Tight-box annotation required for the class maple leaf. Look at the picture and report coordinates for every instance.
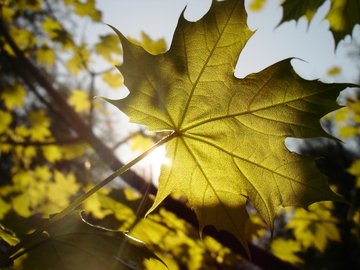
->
[68,89,90,112]
[287,202,340,252]
[107,0,348,250]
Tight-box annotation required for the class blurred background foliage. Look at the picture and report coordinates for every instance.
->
[0,0,359,269]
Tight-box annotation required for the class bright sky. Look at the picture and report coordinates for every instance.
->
[95,0,359,83]
[87,0,360,183]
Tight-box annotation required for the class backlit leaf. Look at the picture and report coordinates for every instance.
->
[107,0,348,250]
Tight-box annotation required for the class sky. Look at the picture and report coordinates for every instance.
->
[94,0,360,83]
[85,0,360,183]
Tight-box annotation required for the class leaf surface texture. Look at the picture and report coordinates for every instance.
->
[108,0,347,248]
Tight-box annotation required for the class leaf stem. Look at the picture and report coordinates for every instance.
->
[0,132,176,267]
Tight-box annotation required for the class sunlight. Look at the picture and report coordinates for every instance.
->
[145,145,170,186]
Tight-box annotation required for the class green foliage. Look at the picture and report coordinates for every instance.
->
[107,0,348,251]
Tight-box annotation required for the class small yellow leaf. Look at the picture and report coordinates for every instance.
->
[339,126,357,138]
[66,45,90,75]
[68,89,90,112]
[248,0,266,12]
[348,159,360,175]
[333,107,349,122]
[327,65,342,76]
[12,194,32,218]
[28,110,51,141]
[1,84,26,109]
[102,71,124,89]
[1,6,15,23]
[60,143,87,159]
[95,34,122,63]
[42,145,62,162]
[271,239,303,264]
[36,45,56,67]
[34,166,52,181]
[82,186,112,219]
[42,17,62,39]
[0,110,12,134]
[67,0,102,21]
[129,32,167,55]
[8,27,35,51]
[130,134,154,153]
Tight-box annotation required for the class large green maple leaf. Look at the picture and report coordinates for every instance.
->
[107,0,347,250]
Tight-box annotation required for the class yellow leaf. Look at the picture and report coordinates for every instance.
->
[68,89,90,112]
[48,171,79,208]
[42,145,62,162]
[108,0,346,251]
[82,187,112,219]
[66,45,90,75]
[102,71,124,89]
[1,6,15,23]
[287,202,340,252]
[98,195,136,230]
[42,17,62,39]
[12,194,32,218]
[327,65,342,76]
[129,32,167,55]
[0,110,12,134]
[348,159,360,175]
[1,84,26,109]
[66,0,102,21]
[34,166,52,181]
[248,0,266,12]
[333,107,349,122]
[245,212,267,241]
[271,238,303,264]
[60,143,87,159]
[130,134,154,153]
[28,110,51,141]
[95,34,122,63]
[339,126,357,138]
[36,45,56,67]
